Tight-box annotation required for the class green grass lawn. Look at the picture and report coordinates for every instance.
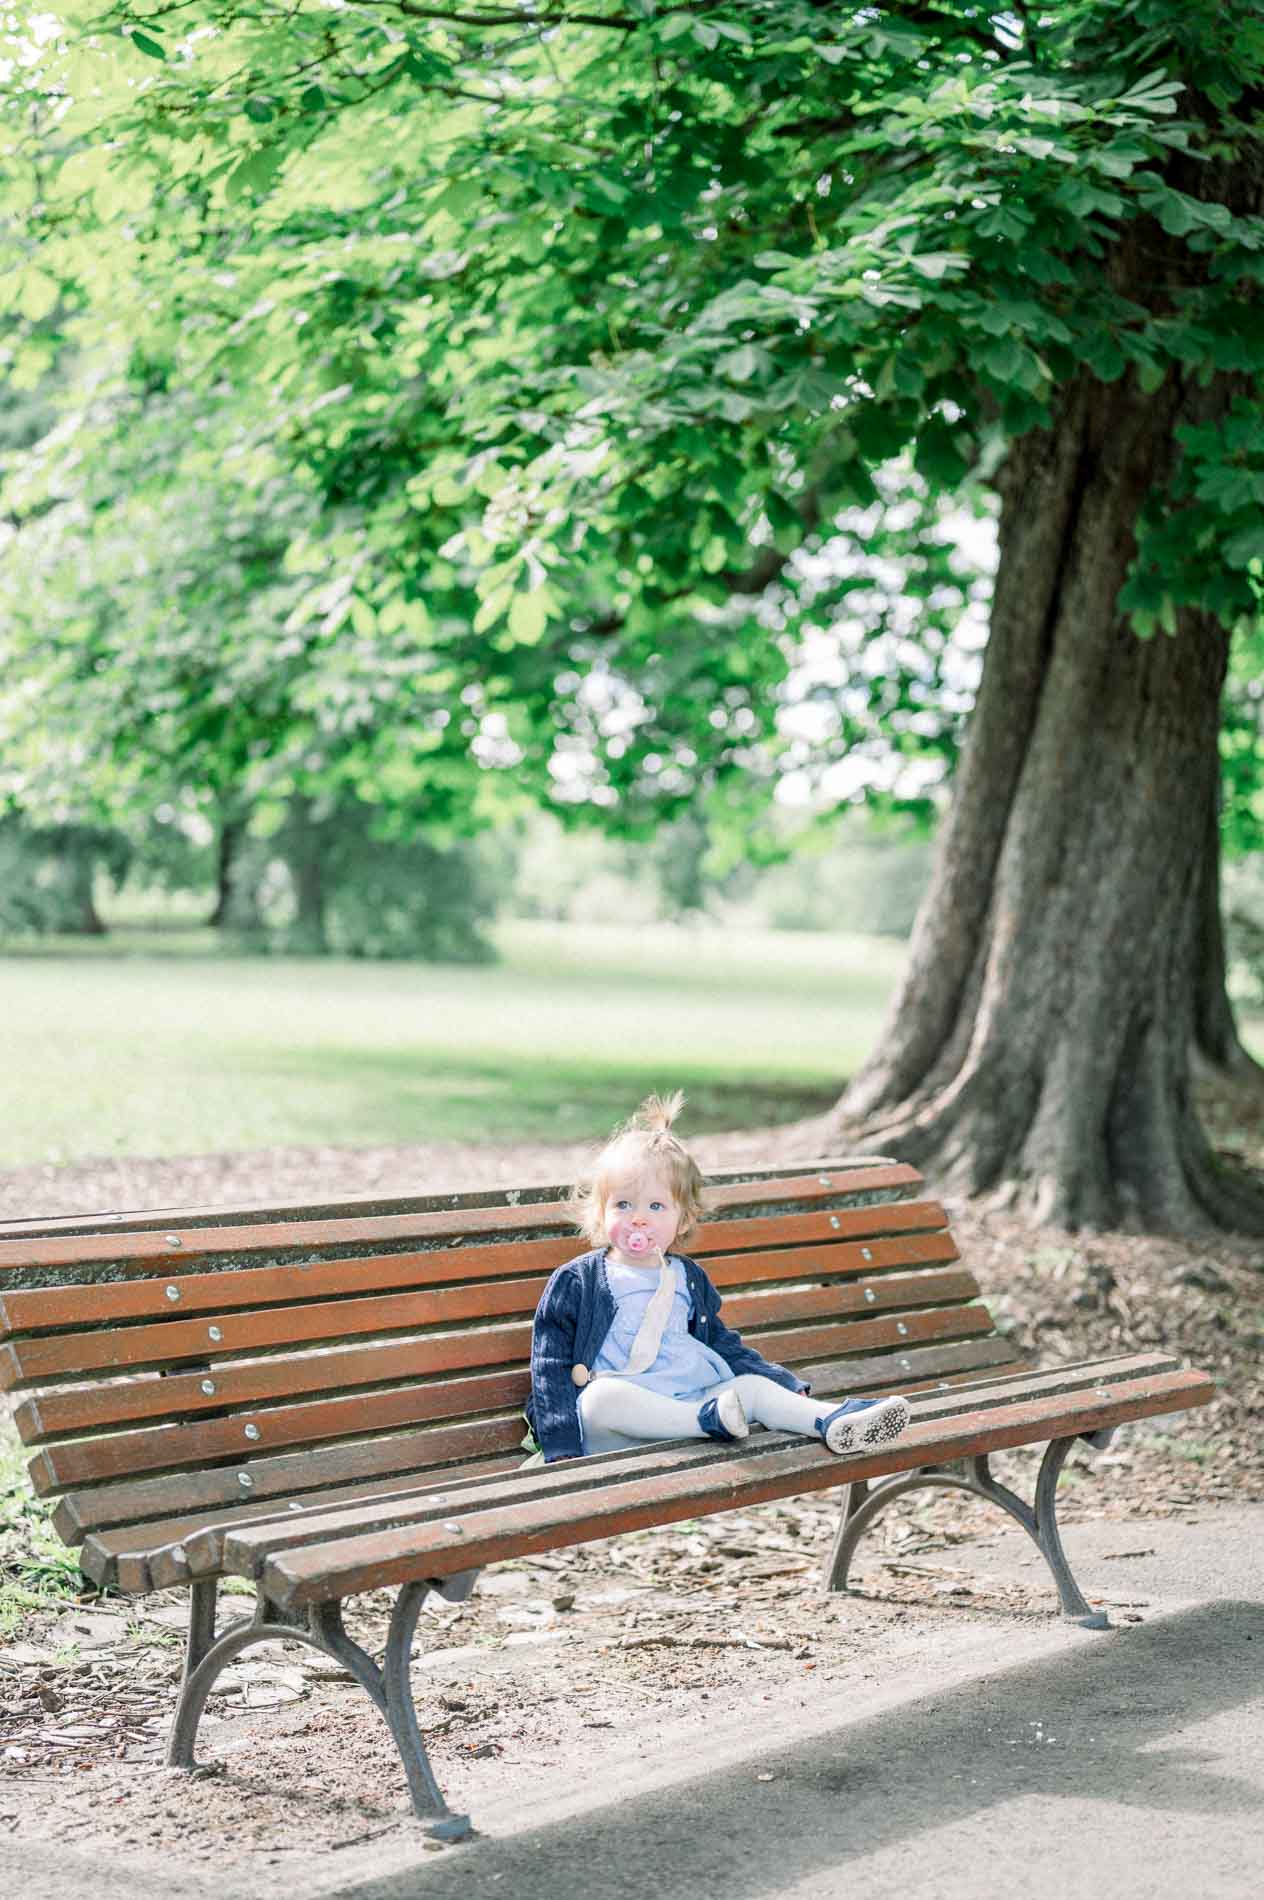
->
[0,920,910,1166]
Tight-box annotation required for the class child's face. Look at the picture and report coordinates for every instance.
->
[601,1164,680,1267]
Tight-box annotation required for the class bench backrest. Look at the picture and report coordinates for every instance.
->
[0,1158,1022,1590]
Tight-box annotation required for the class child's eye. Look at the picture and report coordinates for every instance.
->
[650,1201,665,1211]
[613,1199,630,1210]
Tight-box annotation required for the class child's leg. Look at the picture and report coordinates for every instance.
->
[578,1378,745,1454]
[726,1374,911,1455]
[726,1374,827,1436]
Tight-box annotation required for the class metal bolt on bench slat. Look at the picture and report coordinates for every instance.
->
[861,1248,872,1260]
[237,1472,254,1488]
[830,1217,840,1229]
[244,1425,260,1441]
[208,1326,222,1342]
[201,1380,216,1396]
[165,1286,181,1303]
[166,1236,183,1248]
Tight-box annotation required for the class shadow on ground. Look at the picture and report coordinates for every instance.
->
[337,1601,1263,1900]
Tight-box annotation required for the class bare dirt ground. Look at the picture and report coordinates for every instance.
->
[1,1104,1260,1881]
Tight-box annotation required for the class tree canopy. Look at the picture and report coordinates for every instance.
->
[6,3,1261,825]
[3,1,1264,1223]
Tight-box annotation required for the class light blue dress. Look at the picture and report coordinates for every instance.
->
[591,1255,733,1399]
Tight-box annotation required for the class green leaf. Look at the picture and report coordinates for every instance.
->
[441,178,482,218]
[126,28,166,60]
[907,253,965,281]
[980,336,1025,381]
[721,344,760,382]
[225,146,286,203]
[1222,523,1264,568]
[17,269,59,322]
[473,587,513,634]
[508,588,549,642]
[1078,334,1127,382]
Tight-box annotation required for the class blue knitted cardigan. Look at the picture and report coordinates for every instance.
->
[526,1247,807,1462]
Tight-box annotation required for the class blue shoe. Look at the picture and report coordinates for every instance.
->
[816,1395,910,1456]
[698,1390,749,1443]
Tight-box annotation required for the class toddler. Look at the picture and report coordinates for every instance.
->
[526,1092,911,1462]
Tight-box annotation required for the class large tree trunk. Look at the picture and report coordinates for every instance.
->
[827,373,1264,1235]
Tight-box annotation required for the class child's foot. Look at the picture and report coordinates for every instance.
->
[698,1389,749,1443]
[816,1395,910,1456]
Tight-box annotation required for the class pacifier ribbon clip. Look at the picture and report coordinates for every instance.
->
[618,1249,676,1377]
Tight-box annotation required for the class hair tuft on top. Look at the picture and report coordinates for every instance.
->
[628,1089,685,1136]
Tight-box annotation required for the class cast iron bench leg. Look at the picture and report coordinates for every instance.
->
[166,1577,472,1839]
[820,1436,1111,1629]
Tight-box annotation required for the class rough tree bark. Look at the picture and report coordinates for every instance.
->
[827,369,1264,1234]
[1192,788,1264,1095]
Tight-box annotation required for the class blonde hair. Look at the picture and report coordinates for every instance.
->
[570,1091,707,1247]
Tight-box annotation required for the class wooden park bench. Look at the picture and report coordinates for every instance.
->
[0,1159,1213,1840]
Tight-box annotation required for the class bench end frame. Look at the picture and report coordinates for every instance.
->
[166,1576,473,1839]
[820,1435,1114,1630]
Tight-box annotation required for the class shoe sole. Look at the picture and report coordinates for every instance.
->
[825,1396,910,1456]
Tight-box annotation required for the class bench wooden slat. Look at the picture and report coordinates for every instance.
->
[14,1263,979,1443]
[0,1236,579,1333]
[253,1364,1216,1607]
[0,1163,924,1275]
[796,1332,1020,1396]
[744,1302,995,1373]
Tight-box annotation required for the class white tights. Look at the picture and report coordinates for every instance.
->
[578,1373,826,1455]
